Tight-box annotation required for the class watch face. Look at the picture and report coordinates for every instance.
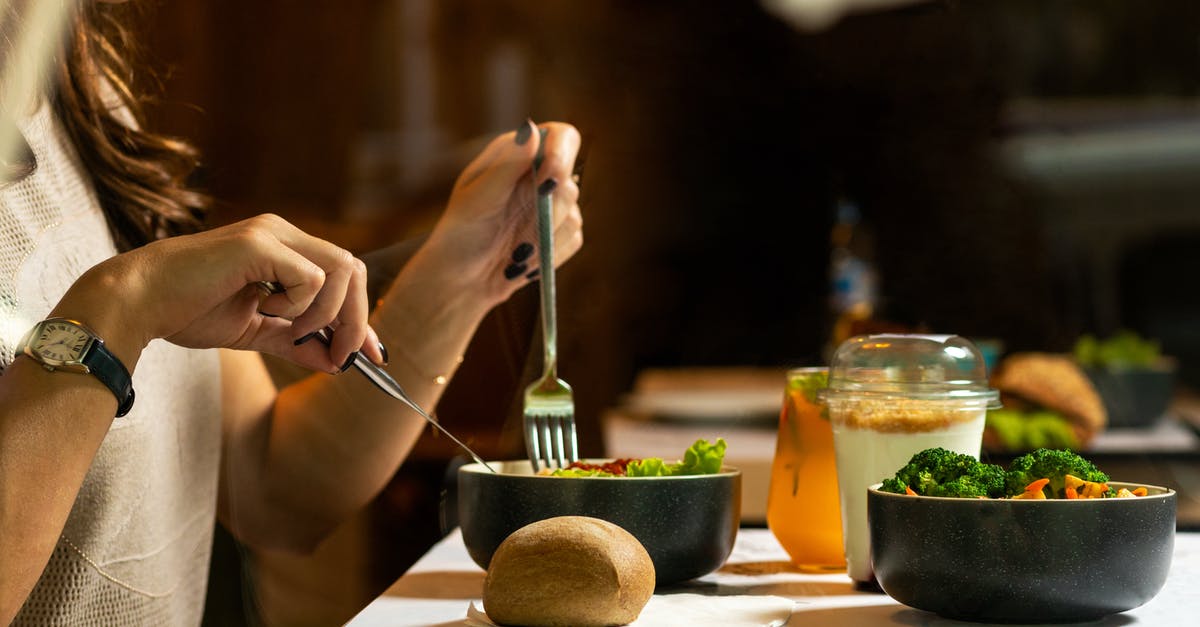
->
[33,321,93,364]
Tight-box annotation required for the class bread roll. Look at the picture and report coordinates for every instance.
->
[483,516,655,627]
[990,352,1107,445]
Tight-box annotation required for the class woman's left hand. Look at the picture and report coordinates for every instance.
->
[423,120,583,306]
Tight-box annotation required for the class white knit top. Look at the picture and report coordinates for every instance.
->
[1,101,222,626]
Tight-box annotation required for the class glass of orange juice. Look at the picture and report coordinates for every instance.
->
[766,367,845,571]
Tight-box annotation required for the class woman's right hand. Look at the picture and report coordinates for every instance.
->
[57,214,383,373]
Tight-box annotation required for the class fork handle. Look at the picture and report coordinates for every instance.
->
[536,179,558,378]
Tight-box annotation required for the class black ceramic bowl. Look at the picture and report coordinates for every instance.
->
[1084,364,1176,428]
[458,460,741,585]
[869,482,1176,623]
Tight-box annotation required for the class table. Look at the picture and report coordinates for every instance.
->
[347,528,1200,626]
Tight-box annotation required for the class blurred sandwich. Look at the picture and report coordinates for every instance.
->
[984,353,1108,452]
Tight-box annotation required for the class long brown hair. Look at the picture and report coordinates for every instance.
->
[4,1,208,251]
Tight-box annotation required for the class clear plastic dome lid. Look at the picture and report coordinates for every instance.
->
[819,334,1000,406]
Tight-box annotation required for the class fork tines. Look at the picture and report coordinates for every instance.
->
[524,411,578,473]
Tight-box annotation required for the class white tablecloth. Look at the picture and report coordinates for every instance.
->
[346,528,1200,626]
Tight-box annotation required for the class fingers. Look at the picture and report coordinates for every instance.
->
[251,245,327,321]
[533,122,582,186]
[538,180,584,267]
[539,173,582,269]
[243,315,345,374]
[553,203,584,268]
[454,120,539,194]
[505,164,583,275]
[234,215,381,370]
[507,193,583,283]
[243,316,385,376]
[289,253,363,361]
[550,171,581,229]
[436,121,584,301]
[455,121,582,210]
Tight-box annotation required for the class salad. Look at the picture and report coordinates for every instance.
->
[544,438,727,477]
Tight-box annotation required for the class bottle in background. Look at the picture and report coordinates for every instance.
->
[828,196,879,350]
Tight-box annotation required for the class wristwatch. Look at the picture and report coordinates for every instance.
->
[17,317,136,417]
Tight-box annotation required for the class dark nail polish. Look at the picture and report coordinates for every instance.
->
[511,242,534,263]
[340,352,357,373]
[537,178,558,196]
[503,262,527,280]
[294,331,319,346]
[525,269,540,280]
[515,120,532,145]
[378,342,389,366]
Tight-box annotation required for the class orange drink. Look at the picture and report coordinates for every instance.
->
[766,367,845,571]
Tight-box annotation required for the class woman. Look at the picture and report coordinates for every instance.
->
[0,1,583,624]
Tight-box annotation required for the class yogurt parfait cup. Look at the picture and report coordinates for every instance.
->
[819,334,1000,585]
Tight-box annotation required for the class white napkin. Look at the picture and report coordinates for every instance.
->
[466,593,795,627]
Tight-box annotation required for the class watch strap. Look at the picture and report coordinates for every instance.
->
[82,338,135,417]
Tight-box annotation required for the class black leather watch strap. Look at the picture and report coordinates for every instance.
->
[81,339,136,417]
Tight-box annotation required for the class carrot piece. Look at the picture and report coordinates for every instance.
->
[1065,487,1079,499]
[905,485,917,496]
[1025,478,1050,493]
[1132,487,1148,497]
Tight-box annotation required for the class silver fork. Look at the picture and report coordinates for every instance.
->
[522,172,578,472]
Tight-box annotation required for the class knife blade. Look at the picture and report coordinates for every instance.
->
[311,327,496,472]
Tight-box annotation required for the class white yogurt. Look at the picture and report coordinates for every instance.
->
[831,409,986,583]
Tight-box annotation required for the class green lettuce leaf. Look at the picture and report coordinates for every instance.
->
[625,457,670,476]
[674,437,727,474]
[626,438,727,477]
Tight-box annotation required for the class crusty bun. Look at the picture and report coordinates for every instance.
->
[483,516,655,627]
[989,352,1107,446]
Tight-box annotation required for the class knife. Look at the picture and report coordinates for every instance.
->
[310,327,495,472]
[257,281,495,472]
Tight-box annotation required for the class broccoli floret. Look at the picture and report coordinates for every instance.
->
[880,447,1007,498]
[926,462,1008,498]
[1004,448,1109,498]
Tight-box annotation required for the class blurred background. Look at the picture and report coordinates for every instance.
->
[128,0,1200,624]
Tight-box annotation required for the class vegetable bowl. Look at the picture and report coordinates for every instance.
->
[457,441,741,585]
[868,479,1176,622]
[1075,331,1177,428]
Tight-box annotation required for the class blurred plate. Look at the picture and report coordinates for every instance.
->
[622,367,786,423]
